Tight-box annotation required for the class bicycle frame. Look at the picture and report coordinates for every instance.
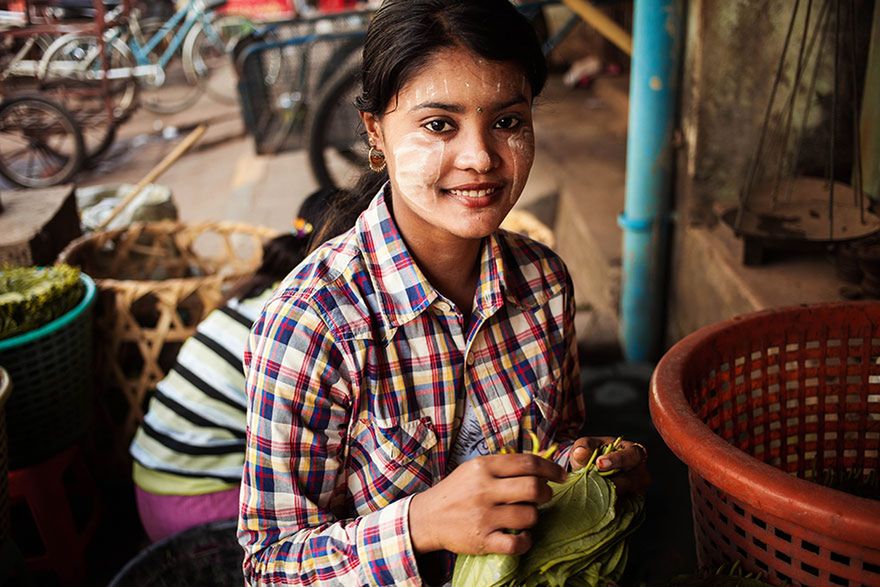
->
[110,0,216,70]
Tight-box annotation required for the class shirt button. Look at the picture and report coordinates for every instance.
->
[466,354,475,366]
[434,301,451,313]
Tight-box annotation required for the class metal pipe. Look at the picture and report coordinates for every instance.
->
[619,0,684,362]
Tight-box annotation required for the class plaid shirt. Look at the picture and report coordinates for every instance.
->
[239,188,583,586]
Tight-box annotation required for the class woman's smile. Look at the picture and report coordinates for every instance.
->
[442,182,505,208]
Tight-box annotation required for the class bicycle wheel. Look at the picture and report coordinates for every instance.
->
[0,94,85,188]
[306,59,366,189]
[38,35,129,163]
[39,33,139,122]
[316,37,362,90]
[134,17,204,114]
[184,16,256,105]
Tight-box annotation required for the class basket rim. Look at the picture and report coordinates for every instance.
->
[56,220,279,288]
[0,273,95,351]
[650,301,880,548]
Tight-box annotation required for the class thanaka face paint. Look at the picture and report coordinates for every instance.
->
[370,46,536,246]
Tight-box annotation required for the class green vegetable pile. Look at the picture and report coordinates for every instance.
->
[453,435,646,587]
[0,264,84,340]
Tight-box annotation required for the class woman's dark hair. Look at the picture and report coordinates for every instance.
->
[228,187,336,301]
[315,0,548,245]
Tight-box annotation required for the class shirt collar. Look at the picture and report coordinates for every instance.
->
[356,184,553,328]
[356,185,438,328]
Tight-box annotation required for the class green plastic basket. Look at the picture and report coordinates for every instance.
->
[0,274,95,469]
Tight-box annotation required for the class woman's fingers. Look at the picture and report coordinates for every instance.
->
[491,476,554,505]
[491,503,541,531]
[570,436,615,470]
[484,528,533,556]
[485,453,567,483]
[596,440,647,472]
[609,460,652,496]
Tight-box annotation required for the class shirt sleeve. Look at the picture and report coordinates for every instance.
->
[551,271,585,468]
[238,295,422,586]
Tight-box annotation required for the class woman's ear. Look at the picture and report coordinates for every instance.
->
[360,112,385,152]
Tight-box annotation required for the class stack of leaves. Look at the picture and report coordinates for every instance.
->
[453,436,646,587]
[0,264,84,340]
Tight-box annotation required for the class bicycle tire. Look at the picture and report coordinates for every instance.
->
[316,37,362,90]
[306,59,366,190]
[38,34,128,163]
[184,16,255,105]
[41,80,118,166]
[0,93,85,188]
[134,17,205,114]
[39,33,139,123]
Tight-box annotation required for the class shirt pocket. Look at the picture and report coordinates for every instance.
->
[532,380,560,441]
[352,417,437,508]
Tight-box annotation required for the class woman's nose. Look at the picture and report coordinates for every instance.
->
[454,128,497,173]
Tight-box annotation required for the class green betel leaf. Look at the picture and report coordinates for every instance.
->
[452,552,518,587]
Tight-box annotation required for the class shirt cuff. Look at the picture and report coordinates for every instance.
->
[356,494,422,586]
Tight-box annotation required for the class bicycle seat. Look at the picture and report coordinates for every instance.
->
[48,0,120,20]
[203,0,229,11]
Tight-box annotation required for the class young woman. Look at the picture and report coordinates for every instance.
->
[129,189,330,542]
[239,1,648,584]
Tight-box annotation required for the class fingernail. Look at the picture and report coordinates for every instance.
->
[573,447,588,460]
[597,457,610,469]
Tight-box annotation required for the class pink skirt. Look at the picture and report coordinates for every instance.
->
[135,485,241,543]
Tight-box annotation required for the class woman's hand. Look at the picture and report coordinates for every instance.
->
[569,436,651,495]
[408,453,567,556]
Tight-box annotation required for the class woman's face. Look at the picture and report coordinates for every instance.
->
[364,46,536,244]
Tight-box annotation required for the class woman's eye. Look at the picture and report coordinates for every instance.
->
[495,116,522,130]
[424,120,452,133]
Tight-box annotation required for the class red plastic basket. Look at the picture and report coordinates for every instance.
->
[650,302,880,587]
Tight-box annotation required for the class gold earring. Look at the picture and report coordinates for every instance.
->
[369,146,386,172]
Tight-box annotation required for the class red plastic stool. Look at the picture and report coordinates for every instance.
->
[8,445,101,587]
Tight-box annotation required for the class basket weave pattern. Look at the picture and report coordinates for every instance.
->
[652,303,880,587]
[59,221,277,463]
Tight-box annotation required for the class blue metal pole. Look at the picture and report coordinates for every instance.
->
[619,0,684,362]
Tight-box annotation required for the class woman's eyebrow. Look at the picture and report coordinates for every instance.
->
[410,94,528,114]
[411,101,465,113]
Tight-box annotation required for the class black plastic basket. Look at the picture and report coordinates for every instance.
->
[109,520,243,587]
[0,274,95,469]
[0,367,10,546]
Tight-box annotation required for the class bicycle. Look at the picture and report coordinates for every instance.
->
[0,92,85,188]
[1,1,123,165]
[235,8,369,157]
[38,0,245,115]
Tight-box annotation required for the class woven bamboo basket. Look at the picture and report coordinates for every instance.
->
[501,209,556,249]
[58,221,278,467]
